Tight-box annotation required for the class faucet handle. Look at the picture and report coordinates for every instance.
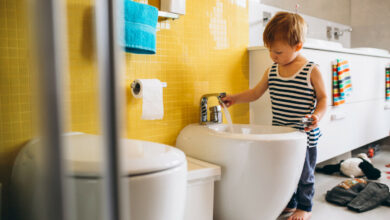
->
[218,92,228,107]
[200,92,226,125]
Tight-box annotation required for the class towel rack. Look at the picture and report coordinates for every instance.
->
[385,102,390,110]
[331,111,347,121]
[158,11,179,19]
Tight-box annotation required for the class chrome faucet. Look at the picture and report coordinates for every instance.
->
[199,92,226,125]
[334,27,352,40]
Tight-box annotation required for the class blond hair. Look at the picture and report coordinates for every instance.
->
[263,12,307,47]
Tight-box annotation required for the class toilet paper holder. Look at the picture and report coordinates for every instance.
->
[131,80,167,95]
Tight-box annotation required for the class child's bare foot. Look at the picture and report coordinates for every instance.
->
[287,209,312,220]
[282,207,296,214]
[280,207,296,216]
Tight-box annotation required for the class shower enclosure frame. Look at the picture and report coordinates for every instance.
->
[32,0,124,219]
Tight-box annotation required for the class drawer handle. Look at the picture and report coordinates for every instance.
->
[331,112,346,120]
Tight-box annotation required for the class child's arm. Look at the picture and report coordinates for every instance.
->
[305,66,327,131]
[221,68,269,107]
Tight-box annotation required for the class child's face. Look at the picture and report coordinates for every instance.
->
[268,40,302,65]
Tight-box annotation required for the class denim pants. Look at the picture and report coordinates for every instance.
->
[287,147,317,212]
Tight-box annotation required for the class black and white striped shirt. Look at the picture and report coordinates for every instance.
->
[268,61,321,148]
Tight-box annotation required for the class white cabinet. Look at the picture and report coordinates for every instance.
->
[248,46,390,163]
[302,49,389,104]
[317,100,390,162]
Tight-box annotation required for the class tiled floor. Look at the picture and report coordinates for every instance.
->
[278,144,390,220]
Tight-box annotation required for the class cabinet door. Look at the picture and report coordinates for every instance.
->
[317,100,389,163]
[302,49,389,104]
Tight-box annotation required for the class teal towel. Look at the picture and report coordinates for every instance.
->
[123,0,158,54]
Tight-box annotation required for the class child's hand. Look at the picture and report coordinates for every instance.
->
[220,95,235,108]
[304,114,319,132]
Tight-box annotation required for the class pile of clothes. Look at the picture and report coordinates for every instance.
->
[325,178,390,212]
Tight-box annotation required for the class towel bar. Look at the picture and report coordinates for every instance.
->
[385,102,390,110]
[331,112,347,121]
[158,11,179,19]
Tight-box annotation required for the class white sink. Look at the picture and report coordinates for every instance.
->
[176,123,307,220]
[352,47,389,55]
[304,38,343,49]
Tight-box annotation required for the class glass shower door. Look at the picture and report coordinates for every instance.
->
[1,0,127,220]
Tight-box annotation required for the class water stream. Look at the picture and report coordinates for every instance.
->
[220,102,234,133]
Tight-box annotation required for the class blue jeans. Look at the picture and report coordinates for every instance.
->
[287,147,317,212]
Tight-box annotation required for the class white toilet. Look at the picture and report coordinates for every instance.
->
[11,132,187,220]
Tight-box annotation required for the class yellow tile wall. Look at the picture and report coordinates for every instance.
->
[66,0,250,146]
[0,0,32,155]
[126,0,250,145]
[0,0,251,148]
[0,0,249,218]
[67,0,100,134]
[0,0,250,162]
[0,0,34,217]
[0,1,249,214]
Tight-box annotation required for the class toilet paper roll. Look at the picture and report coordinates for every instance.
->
[131,79,164,120]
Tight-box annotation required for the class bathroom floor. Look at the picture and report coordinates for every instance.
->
[278,144,390,220]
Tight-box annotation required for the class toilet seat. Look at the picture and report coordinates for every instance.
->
[64,133,186,177]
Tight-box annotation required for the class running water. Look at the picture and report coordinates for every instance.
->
[220,102,234,133]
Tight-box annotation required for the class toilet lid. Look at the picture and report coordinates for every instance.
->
[64,133,186,177]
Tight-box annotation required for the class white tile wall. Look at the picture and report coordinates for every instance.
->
[351,0,390,51]
[249,1,352,48]
[260,0,351,25]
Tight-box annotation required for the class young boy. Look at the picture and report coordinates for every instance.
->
[221,12,327,220]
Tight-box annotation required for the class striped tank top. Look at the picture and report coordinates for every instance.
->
[268,61,321,148]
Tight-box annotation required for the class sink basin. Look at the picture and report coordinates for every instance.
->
[304,38,343,49]
[176,123,307,220]
[352,47,389,55]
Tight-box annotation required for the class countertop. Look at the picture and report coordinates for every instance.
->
[248,44,390,58]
